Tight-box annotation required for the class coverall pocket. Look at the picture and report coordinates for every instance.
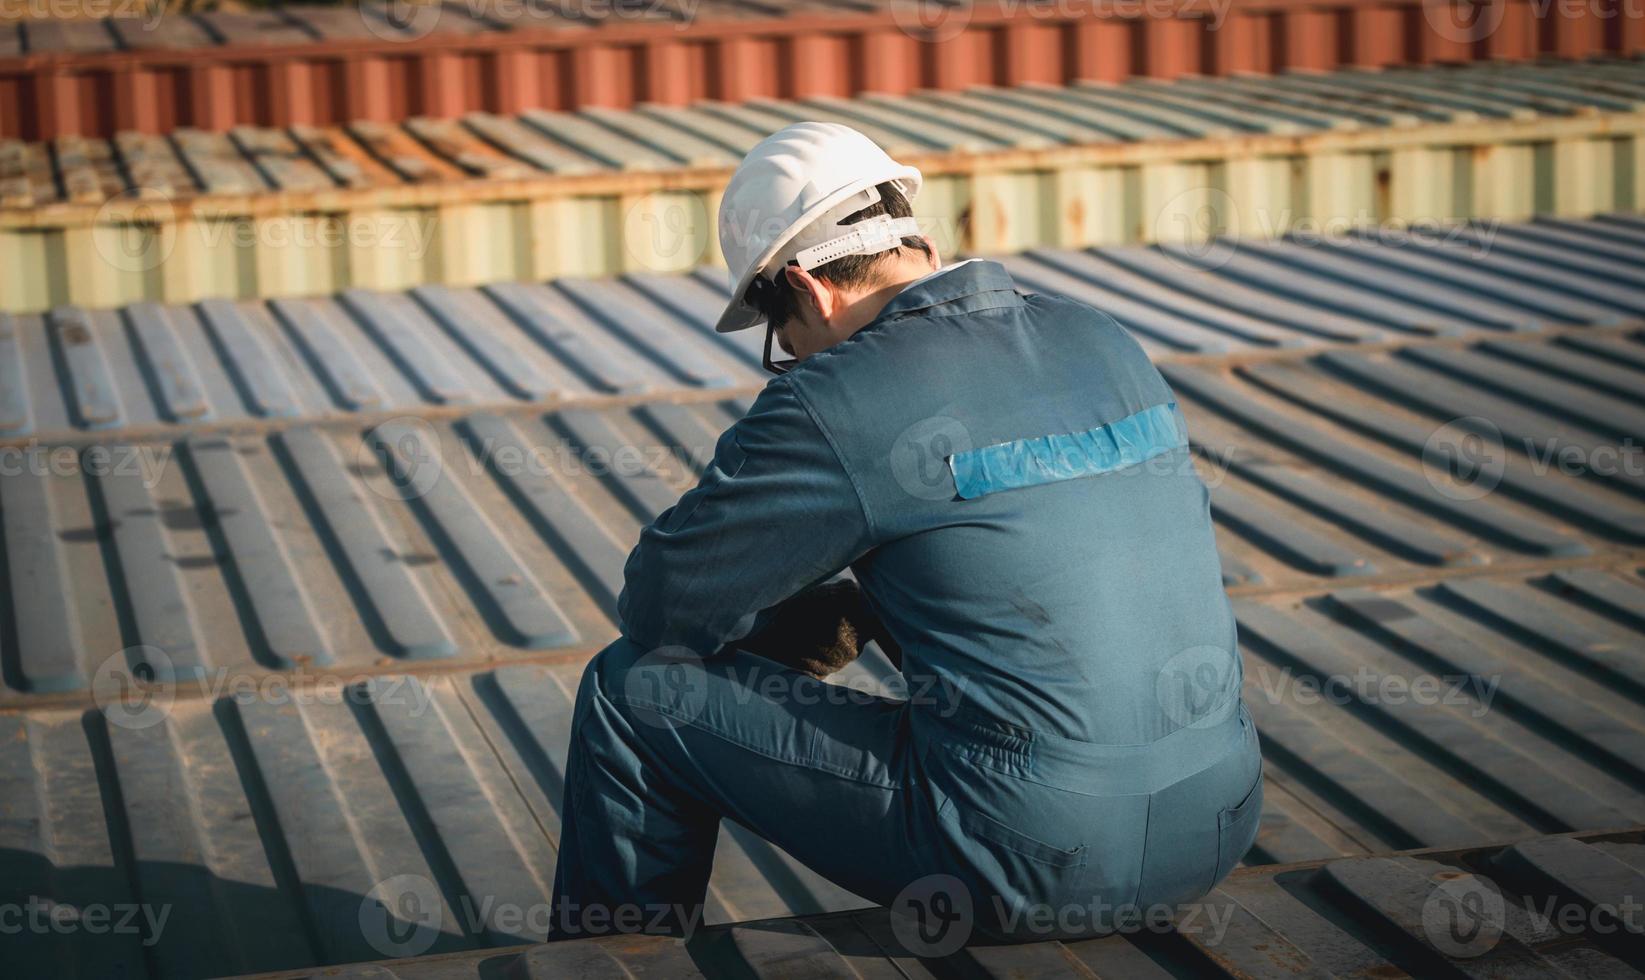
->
[1213,770,1263,884]
[959,805,1087,869]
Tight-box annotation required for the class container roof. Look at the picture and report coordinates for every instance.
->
[5,59,1640,209]
[2,216,1643,977]
[220,827,1645,979]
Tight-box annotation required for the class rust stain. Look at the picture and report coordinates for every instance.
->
[1066,195,1086,234]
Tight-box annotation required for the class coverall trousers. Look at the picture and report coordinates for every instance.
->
[548,637,1264,943]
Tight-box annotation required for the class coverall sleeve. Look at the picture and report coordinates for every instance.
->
[615,380,874,654]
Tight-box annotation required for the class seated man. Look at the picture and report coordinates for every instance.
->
[550,122,1263,944]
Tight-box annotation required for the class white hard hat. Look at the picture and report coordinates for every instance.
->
[714,122,923,334]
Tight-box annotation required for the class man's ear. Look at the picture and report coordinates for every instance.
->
[784,265,834,322]
[919,235,941,268]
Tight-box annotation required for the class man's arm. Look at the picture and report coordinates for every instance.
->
[616,381,874,655]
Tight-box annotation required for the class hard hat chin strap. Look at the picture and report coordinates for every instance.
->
[792,215,923,272]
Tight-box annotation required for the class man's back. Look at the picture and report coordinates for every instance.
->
[782,260,1239,745]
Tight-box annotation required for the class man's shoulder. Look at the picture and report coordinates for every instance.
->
[1021,288,1135,337]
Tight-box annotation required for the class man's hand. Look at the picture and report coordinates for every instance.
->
[737,580,901,678]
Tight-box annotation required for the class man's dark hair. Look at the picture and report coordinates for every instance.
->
[745,181,931,328]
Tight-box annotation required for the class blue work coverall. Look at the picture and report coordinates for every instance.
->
[551,260,1263,943]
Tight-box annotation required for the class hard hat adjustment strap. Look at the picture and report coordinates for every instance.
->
[792,215,922,271]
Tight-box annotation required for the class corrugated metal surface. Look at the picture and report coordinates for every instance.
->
[5,569,1645,976]
[2,216,1644,977]
[5,214,1645,440]
[0,336,1636,691]
[5,0,1636,140]
[7,319,1645,698]
[7,57,1645,313]
[0,229,1640,690]
[221,827,1645,979]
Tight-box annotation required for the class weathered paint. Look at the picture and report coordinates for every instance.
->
[1,213,1643,976]
[5,59,1645,313]
[3,0,1630,140]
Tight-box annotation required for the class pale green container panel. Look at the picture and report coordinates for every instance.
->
[430,204,495,287]
[968,170,1063,255]
[1222,156,1301,241]
[0,230,53,313]
[1049,166,1133,248]
[5,124,1645,314]
[1473,143,1537,222]
[618,191,718,276]
[534,197,622,280]
[252,213,349,299]
[1304,152,1379,228]
[1142,161,1223,245]
[1387,145,1454,224]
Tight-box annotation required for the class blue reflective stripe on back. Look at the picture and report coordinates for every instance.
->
[947,402,1188,500]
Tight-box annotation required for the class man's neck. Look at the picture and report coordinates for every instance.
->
[838,254,942,338]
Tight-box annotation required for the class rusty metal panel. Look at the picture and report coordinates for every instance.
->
[1,1,1629,140]
[6,58,1645,314]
